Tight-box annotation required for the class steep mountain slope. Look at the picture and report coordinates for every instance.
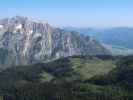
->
[0,16,110,66]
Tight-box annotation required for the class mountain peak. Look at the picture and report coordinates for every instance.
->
[0,16,48,26]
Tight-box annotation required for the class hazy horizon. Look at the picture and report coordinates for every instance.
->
[0,0,133,27]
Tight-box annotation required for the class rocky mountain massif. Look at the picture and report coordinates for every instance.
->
[0,16,110,66]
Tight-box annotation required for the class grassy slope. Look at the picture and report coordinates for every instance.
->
[70,57,116,80]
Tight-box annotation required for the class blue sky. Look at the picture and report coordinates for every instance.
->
[0,0,133,27]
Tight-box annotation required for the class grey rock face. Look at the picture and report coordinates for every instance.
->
[0,16,110,65]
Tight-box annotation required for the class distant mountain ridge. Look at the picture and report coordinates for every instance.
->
[64,27,133,49]
[0,16,110,66]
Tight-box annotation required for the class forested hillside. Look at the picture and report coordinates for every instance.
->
[0,55,133,100]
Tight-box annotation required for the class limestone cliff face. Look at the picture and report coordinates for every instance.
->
[0,16,110,65]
